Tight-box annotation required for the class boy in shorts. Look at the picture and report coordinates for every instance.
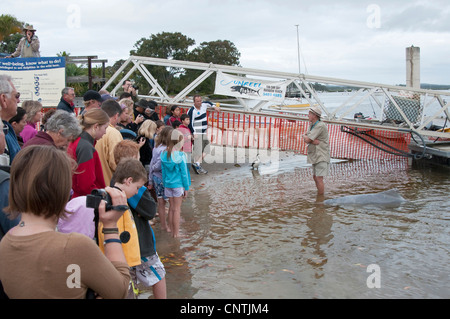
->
[113,140,167,299]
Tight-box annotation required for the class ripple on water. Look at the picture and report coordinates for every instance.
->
[153,159,450,299]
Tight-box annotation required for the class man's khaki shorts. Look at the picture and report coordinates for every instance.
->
[312,161,330,177]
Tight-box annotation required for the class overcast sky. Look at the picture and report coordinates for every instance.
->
[4,0,450,85]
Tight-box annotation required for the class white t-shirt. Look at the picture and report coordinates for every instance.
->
[188,103,209,135]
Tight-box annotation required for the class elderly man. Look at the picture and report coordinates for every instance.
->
[57,87,76,114]
[0,75,21,165]
[0,120,7,166]
[23,110,81,150]
[303,106,330,195]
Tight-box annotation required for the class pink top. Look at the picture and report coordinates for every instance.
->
[178,125,192,153]
[20,122,38,143]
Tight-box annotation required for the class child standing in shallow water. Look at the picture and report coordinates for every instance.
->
[160,129,191,238]
[148,126,173,231]
[177,113,193,170]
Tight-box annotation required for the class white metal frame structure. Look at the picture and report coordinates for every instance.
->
[102,56,450,140]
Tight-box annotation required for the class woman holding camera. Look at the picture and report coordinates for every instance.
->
[0,145,130,298]
[68,108,110,198]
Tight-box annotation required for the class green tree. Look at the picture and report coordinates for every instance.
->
[131,32,196,94]
[184,40,241,95]
[0,14,24,54]
[189,40,241,66]
[119,32,242,96]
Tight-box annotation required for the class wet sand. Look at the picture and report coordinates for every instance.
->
[138,146,450,299]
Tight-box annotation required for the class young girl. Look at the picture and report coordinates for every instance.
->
[20,100,43,144]
[117,98,143,135]
[68,108,110,198]
[137,119,157,172]
[148,126,173,231]
[154,120,165,138]
[177,113,193,167]
[160,129,191,238]
[165,105,181,126]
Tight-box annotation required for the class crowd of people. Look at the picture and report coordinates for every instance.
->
[0,23,333,300]
[0,74,222,299]
[0,48,331,299]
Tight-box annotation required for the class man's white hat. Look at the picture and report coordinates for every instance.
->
[309,105,322,117]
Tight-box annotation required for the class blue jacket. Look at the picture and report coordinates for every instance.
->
[0,169,20,240]
[56,97,75,114]
[2,121,21,165]
[160,151,191,191]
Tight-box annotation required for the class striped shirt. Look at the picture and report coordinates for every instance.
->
[187,103,209,135]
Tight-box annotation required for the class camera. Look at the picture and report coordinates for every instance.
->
[86,189,113,211]
[132,84,139,90]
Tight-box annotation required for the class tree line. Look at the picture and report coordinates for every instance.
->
[0,14,241,96]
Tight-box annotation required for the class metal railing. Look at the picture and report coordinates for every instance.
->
[102,56,450,141]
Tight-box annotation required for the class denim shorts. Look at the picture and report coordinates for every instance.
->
[152,175,167,200]
[165,187,185,198]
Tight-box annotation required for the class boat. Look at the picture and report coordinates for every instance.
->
[271,103,311,109]
[270,99,317,110]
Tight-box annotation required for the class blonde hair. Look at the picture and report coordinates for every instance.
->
[155,126,173,147]
[78,108,109,131]
[118,98,134,112]
[21,100,42,122]
[138,120,157,139]
[165,128,184,160]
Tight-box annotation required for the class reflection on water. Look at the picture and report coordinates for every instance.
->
[150,155,450,299]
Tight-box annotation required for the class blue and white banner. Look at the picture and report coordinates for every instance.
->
[0,57,66,107]
[215,72,288,102]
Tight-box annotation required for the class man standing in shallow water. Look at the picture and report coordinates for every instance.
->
[303,106,330,195]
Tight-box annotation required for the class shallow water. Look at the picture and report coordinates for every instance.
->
[145,151,449,299]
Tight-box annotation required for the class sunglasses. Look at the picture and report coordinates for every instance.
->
[0,92,20,99]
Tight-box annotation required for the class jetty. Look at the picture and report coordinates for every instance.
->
[103,47,450,165]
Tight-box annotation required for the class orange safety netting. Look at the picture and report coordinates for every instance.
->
[207,111,411,160]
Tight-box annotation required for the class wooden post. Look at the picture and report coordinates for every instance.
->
[88,56,93,89]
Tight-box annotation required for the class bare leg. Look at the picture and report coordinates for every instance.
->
[313,175,325,195]
[152,277,167,299]
[170,197,183,238]
[167,197,174,233]
[158,198,168,231]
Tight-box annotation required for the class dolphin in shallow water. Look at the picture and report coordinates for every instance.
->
[324,189,406,207]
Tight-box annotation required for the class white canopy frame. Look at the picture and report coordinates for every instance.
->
[102,56,450,139]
